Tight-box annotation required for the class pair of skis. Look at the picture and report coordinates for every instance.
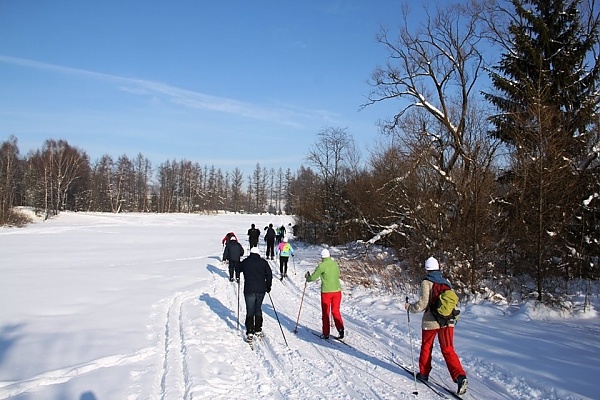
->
[309,330,353,349]
[244,332,264,350]
[390,357,465,399]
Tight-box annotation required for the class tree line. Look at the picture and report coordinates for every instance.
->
[0,136,294,220]
[1,0,599,303]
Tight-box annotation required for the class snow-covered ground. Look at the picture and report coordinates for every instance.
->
[0,212,598,400]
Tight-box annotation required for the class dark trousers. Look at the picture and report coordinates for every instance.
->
[244,292,265,334]
[279,256,289,275]
[249,238,258,248]
[228,261,240,280]
[266,239,275,258]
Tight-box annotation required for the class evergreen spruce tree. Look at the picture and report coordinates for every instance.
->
[485,0,599,156]
[484,0,600,299]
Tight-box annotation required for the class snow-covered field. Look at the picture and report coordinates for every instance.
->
[0,212,598,399]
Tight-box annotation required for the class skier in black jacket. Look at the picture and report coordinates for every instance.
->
[264,223,276,260]
[237,247,273,338]
[222,237,244,282]
[247,223,261,249]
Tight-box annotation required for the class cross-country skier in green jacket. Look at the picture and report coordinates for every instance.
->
[305,249,345,339]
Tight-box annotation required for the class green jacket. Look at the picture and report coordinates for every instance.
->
[306,257,342,293]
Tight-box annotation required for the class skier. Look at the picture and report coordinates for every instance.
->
[221,231,237,246]
[222,236,244,282]
[305,249,345,339]
[279,224,286,240]
[247,223,260,249]
[264,223,276,260]
[276,237,294,279]
[405,256,468,396]
[237,247,272,339]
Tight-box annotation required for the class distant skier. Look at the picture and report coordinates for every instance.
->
[237,247,272,340]
[247,224,260,249]
[222,236,244,282]
[275,224,286,244]
[305,249,344,340]
[276,237,294,279]
[264,224,276,260]
[405,256,467,396]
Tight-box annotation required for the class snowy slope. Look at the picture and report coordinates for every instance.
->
[0,212,597,399]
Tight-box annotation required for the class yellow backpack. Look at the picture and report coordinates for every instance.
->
[429,282,460,326]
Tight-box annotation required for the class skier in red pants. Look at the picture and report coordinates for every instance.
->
[305,249,345,339]
[405,256,467,396]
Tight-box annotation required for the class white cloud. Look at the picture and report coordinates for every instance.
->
[0,54,336,129]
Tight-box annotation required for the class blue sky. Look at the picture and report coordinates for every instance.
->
[0,1,413,176]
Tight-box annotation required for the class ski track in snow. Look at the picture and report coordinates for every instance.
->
[135,256,544,400]
[0,251,572,400]
[120,256,414,400]
[0,350,156,399]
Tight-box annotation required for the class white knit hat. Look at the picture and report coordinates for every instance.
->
[321,249,330,258]
[424,256,439,271]
[250,247,260,254]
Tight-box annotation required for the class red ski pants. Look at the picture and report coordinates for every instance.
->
[320,291,344,336]
[419,327,466,381]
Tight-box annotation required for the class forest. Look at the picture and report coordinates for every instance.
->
[1,0,599,304]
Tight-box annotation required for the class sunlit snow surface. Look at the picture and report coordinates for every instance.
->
[1,212,598,399]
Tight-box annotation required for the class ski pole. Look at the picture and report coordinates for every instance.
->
[268,292,288,347]
[237,278,241,330]
[406,296,418,395]
[293,280,307,334]
[292,255,296,275]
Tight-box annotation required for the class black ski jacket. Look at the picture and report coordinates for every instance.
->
[247,228,260,242]
[223,239,244,262]
[237,253,272,294]
[264,227,276,242]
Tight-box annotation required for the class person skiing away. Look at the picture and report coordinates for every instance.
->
[305,249,344,340]
[405,256,468,396]
[264,223,276,260]
[221,231,237,246]
[279,224,286,240]
[276,237,294,279]
[247,223,260,249]
[237,247,272,340]
[222,236,244,282]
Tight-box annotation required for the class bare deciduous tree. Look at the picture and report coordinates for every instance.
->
[0,136,25,224]
[360,2,499,291]
[364,1,485,175]
[27,139,88,217]
[305,127,358,241]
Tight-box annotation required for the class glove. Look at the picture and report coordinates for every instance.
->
[305,271,310,279]
[266,286,271,293]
